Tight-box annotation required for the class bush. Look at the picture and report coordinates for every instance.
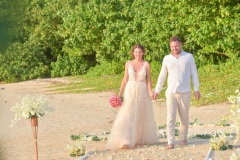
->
[0,42,49,82]
[0,0,239,82]
[51,53,94,77]
[86,61,124,77]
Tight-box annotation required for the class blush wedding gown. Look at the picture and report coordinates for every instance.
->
[106,62,159,150]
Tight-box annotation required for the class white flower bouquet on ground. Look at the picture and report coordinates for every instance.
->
[66,140,86,157]
[210,132,233,150]
[228,89,240,143]
[10,94,53,126]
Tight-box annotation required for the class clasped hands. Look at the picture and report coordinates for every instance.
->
[150,91,201,100]
[150,92,158,100]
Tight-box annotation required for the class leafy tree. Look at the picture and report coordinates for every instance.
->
[0,42,49,82]
[0,0,239,82]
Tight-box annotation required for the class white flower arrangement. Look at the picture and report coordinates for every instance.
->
[10,94,53,126]
[210,131,233,150]
[228,89,240,143]
[66,132,110,157]
[66,140,86,157]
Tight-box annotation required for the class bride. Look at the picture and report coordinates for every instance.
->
[106,44,159,150]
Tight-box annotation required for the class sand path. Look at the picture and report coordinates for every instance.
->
[0,78,237,160]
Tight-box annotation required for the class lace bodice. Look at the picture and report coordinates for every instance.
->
[128,64,146,82]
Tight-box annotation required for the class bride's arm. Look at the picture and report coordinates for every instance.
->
[146,62,154,98]
[118,62,129,97]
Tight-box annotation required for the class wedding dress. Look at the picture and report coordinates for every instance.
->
[106,62,159,150]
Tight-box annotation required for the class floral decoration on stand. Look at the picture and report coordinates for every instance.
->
[10,94,53,126]
[109,94,123,108]
[10,94,53,160]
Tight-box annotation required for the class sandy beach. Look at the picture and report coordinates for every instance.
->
[0,78,238,160]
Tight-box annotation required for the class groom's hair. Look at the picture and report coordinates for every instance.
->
[170,36,182,43]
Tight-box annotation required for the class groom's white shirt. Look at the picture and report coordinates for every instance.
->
[155,51,199,94]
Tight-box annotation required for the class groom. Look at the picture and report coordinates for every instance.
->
[153,36,201,149]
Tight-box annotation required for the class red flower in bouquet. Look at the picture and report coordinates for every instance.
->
[109,94,123,108]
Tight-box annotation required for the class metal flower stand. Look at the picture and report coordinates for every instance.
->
[31,116,38,160]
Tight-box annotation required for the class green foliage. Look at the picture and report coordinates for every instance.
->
[192,134,212,139]
[0,23,9,51]
[185,0,240,61]
[92,136,101,141]
[0,0,239,82]
[50,74,123,94]
[0,42,49,82]
[70,135,81,141]
[48,58,240,107]
[51,54,93,77]
[0,0,29,51]
[193,58,240,106]
[86,61,125,77]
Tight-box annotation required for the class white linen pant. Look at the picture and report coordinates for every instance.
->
[166,92,191,144]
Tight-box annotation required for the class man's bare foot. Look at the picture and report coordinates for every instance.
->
[121,144,129,149]
[167,143,174,149]
[180,140,187,145]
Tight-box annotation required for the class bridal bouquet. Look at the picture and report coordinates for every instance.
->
[109,94,123,108]
[10,94,53,126]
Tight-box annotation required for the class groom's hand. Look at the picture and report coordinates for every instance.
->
[153,93,159,100]
[194,91,201,100]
